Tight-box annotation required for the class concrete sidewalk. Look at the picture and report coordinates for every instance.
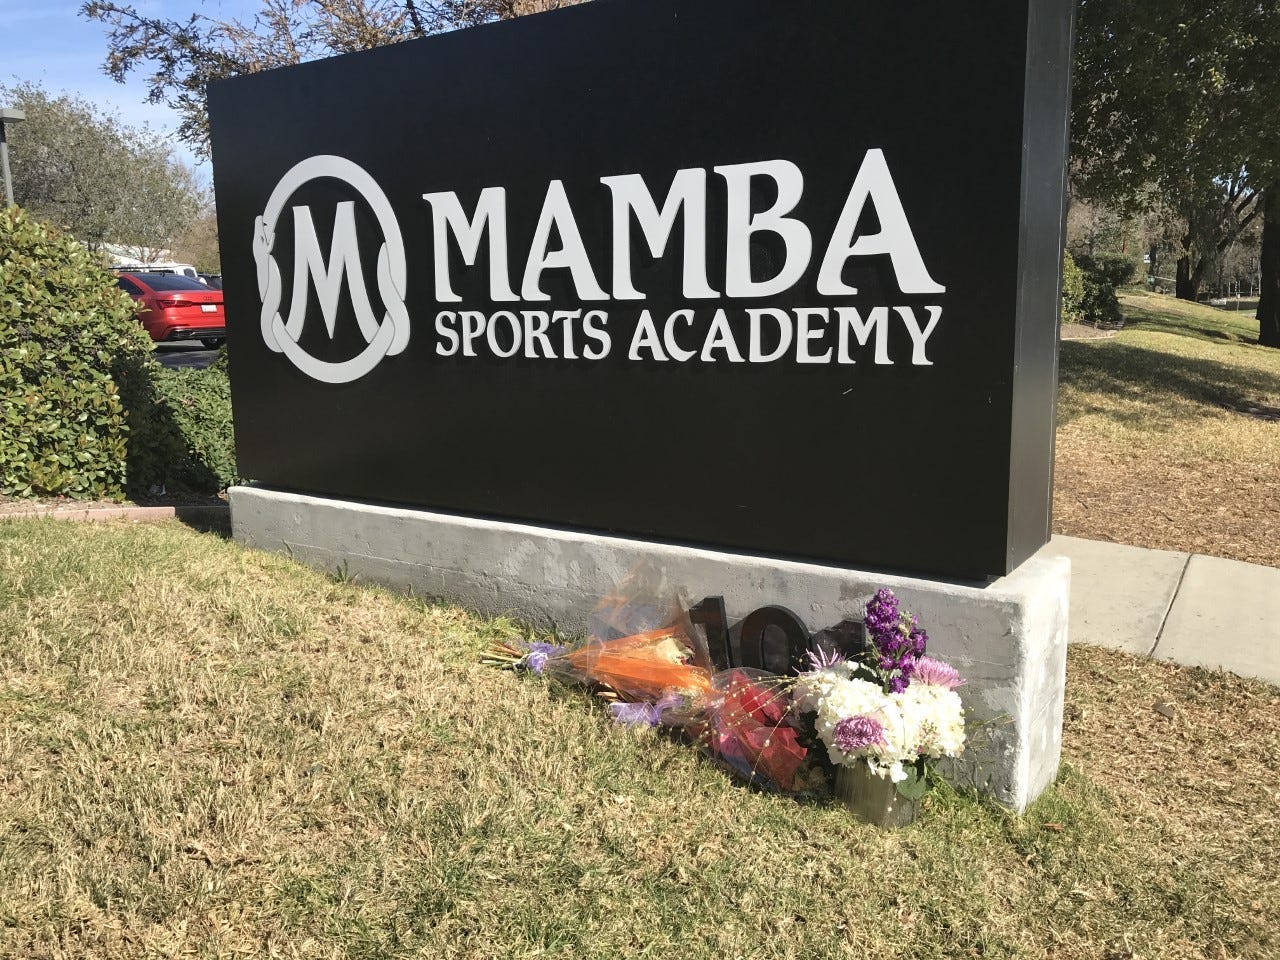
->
[1039,535,1280,687]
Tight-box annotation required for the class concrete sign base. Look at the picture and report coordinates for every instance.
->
[230,484,1070,812]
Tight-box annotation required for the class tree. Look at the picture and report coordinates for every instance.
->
[1229,8,1280,347]
[169,206,221,274]
[82,0,588,158]
[1,82,199,252]
[1073,0,1280,346]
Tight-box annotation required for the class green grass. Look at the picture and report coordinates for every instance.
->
[0,519,1277,958]
[1055,291,1280,565]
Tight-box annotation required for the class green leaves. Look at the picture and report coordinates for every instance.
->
[1,206,239,499]
[0,207,151,500]
[895,763,931,801]
[0,81,200,250]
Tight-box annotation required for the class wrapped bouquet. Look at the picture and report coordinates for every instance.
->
[485,579,969,821]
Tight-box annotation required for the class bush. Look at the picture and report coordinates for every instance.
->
[1061,253,1086,324]
[0,208,238,500]
[1078,274,1124,327]
[1074,252,1140,288]
[154,359,238,494]
[1066,251,1130,328]
[0,207,153,499]
[122,347,237,497]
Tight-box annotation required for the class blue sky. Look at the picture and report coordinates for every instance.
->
[0,0,262,180]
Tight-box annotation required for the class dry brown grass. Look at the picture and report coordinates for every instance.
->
[1,519,1277,958]
[1055,291,1280,566]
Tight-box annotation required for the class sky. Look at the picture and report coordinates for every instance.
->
[0,0,262,181]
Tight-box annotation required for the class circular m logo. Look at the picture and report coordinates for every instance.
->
[253,156,410,384]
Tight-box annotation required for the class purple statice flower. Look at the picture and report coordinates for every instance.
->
[832,715,887,754]
[522,641,568,675]
[912,655,965,689]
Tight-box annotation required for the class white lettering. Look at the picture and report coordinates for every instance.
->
[289,202,379,342]
[628,309,668,361]
[896,305,943,365]
[422,187,517,302]
[582,310,611,359]
[715,159,812,298]
[795,307,832,364]
[460,310,486,357]
[663,309,697,362]
[601,169,717,300]
[835,306,890,364]
[521,180,608,302]
[747,308,793,363]
[700,308,745,363]
[818,149,945,296]
[522,310,554,358]
[486,310,521,358]
[553,309,581,359]
[434,311,459,357]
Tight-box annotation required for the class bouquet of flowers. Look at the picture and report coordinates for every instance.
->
[484,578,968,810]
[793,589,966,797]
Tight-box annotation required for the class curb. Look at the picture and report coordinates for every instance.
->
[0,504,230,523]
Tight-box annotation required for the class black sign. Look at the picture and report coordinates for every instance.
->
[208,0,1074,581]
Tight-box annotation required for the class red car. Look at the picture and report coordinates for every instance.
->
[116,272,226,348]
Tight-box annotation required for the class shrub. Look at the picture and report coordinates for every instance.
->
[1061,253,1085,324]
[120,347,237,497]
[1078,274,1124,327]
[153,359,238,494]
[1074,252,1140,289]
[0,207,153,499]
[1066,252,1130,328]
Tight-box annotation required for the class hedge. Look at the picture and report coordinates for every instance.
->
[0,207,151,499]
[1,207,238,500]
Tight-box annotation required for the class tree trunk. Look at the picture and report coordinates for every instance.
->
[1175,256,1198,300]
[1259,185,1280,348]
[1191,258,1208,300]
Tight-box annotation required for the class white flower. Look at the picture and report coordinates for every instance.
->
[899,684,966,758]
[791,664,853,714]
[795,671,967,772]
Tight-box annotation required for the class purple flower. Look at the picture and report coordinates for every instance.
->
[609,701,664,726]
[522,641,568,675]
[832,715,887,753]
[909,625,928,659]
[863,589,930,691]
[608,694,682,728]
[806,645,846,671]
[863,589,900,647]
[913,655,965,689]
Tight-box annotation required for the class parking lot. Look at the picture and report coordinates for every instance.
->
[155,343,220,370]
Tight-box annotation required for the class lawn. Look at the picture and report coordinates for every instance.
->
[1,519,1277,959]
[1055,291,1280,566]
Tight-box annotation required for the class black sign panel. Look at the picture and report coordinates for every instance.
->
[208,0,1073,581]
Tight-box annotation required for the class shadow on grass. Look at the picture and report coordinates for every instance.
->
[1120,298,1260,346]
[1058,339,1280,429]
[174,506,232,539]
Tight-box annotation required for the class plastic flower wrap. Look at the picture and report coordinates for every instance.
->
[484,564,714,700]
[698,669,810,791]
[548,625,713,700]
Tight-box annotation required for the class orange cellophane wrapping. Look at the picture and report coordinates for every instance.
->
[565,627,712,700]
